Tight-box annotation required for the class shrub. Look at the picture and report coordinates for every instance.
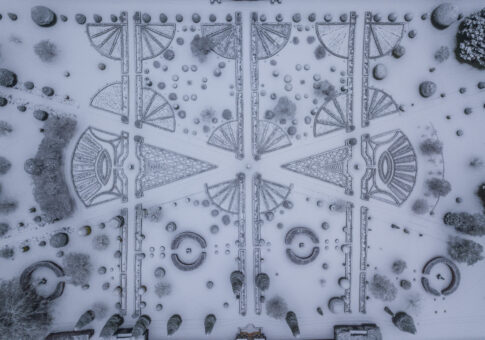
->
[62,252,92,286]
[369,273,397,301]
[28,115,76,223]
[0,278,53,339]
[448,236,484,265]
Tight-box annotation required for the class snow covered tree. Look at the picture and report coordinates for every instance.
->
[369,274,397,301]
[0,278,53,339]
[62,252,92,286]
[426,178,451,198]
[447,236,484,265]
[443,212,485,236]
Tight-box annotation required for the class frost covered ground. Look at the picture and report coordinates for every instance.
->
[0,0,485,339]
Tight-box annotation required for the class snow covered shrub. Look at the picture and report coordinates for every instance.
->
[145,206,162,223]
[411,199,429,215]
[0,222,9,237]
[0,156,11,175]
[154,281,172,298]
[27,115,76,223]
[34,40,58,62]
[469,157,483,168]
[405,292,422,314]
[456,8,485,69]
[92,234,110,250]
[190,34,213,62]
[0,200,17,215]
[273,96,297,120]
[419,138,443,155]
[0,246,14,259]
[0,278,53,339]
[447,236,484,265]
[426,178,451,198]
[314,45,326,59]
[0,121,12,136]
[369,273,397,301]
[434,46,450,63]
[265,295,288,319]
[314,80,337,101]
[92,302,107,319]
[391,260,407,274]
[62,252,92,286]
[477,183,485,211]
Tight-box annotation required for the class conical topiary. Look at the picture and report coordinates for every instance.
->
[285,311,300,337]
[167,314,182,336]
[204,314,216,335]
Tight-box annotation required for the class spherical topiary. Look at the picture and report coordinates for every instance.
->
[49,232,69,248]
[31,6,56,27]
[431,3,459,29]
